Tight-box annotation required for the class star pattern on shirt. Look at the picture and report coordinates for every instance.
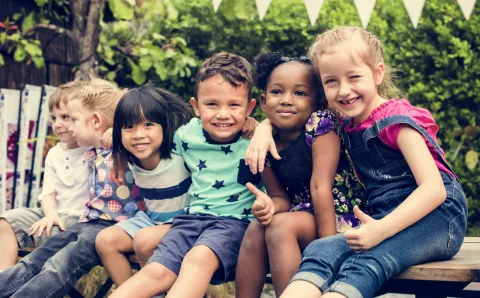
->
[172,142,177,152]
[197,159,207,171]
[182,141,189,151]
[221,145,233,155]
[204,204,210,210]
[241,208,252,218]
[226,194,239,202]
[212,180,225,190]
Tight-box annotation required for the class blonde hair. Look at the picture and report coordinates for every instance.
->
[68,83,126,128]
[48,81,88,111]
[309,26,401,99]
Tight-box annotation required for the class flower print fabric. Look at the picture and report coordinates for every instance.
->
[306,110,368,232]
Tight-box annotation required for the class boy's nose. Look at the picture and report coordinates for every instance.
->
[216,108,230,119]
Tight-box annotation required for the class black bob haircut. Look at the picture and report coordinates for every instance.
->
[112,82,193,167]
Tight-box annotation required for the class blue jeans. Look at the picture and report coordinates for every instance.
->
[0,220,113,298]
[291,173,467,298]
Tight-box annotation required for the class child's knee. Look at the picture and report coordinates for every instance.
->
[183,246,219,270]
[133,230,158,257]
[0,218,12,230]
[241,220,265,251]
[95,228,118,253]
[265,217,292,246]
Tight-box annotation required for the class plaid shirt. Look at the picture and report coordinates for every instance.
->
[80,148,146,222]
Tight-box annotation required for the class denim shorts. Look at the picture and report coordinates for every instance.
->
[0,207,80,247]
[148,214,249,284]
[291,173,467,298]
[115,211,157,238]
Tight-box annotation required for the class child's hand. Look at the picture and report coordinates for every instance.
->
[29,215,66,238]
[100,128,113,150]
[247,183,275,226]
[242,117,259,139]
[110,161,126,186]
[245,121,280,174]
[344,206,387,252]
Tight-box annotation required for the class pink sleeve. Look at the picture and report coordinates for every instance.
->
[379,124,402,150]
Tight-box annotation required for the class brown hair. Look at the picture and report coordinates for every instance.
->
[48,81,88,112]
[194,52,253,99]
[309,26,402,99]
[68,83,127,128]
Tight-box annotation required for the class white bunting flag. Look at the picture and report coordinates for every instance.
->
[256,0,273,20]
[353,0,376,28]
[457,0,476,20]
[403,0,425,28]
[212,0,222,12]
[304,0,325,26]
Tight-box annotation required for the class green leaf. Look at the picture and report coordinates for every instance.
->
[129,59,146,85]
[13,46,26,62]
[106,71,117,81]
[12,13,22,21]
[139,55,153,71]
[234,0,248,20]
[34,0,48,7]
[465,150,479,171]
[22,12,36,34]
[0,53,4,66]
[24,42,42,57]
[31,55,45,68]
[109,0,134,20]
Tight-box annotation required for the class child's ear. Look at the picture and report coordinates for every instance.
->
[190,97,201,117]
[246,98,257,117]
[259,94,267,112]
[92,112,104,129]
[374,62,385,86]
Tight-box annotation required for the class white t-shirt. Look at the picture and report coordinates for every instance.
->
[128,153,191,224]
[38,143,90,215]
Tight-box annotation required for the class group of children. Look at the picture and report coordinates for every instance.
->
[0,26,467,298]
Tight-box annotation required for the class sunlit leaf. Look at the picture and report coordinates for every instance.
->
[465,150,479,171]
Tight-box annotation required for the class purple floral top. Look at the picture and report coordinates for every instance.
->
[306,110,367,232]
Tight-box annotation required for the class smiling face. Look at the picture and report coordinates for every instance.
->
[191,74,256,143]
[316,43,386,124]
[50,101,78,149]
[121,119,163,171]
[261,61,317,132]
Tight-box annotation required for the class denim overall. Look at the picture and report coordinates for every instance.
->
[291,115,467,298]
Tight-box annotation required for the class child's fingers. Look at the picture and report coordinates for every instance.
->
[246,182,264,197]
[58,219,66,231]
[45,222,54,238]
[269,143,281,161]
[259,217,272,226]
[249,150,259,174]
[256,149,267,173]
[343,229,360,240]
[253,205,270,217]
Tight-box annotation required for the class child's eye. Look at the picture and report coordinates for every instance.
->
[230,103,240,107]
[295,91,308,96]
[51,116,56,121]
[350,75,361,79]
[123,125,133,130]
[145,122,154,127]
[324,79,336,85]
[270,89,282,95]
[62,115,70,120]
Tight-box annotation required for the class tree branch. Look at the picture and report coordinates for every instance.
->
[23,24,74,41]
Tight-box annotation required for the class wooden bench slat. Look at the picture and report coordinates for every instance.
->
[395,238,480,282]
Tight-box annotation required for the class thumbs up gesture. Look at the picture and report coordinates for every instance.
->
[344,205,387,252]
[246,183,275,226]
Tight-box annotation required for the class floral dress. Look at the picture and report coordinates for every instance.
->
[306,110,367,232]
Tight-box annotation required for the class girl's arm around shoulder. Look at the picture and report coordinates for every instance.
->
[344,126,446,251]
[380,126,446,238]
[310,130,340,238]
[245,119,280,175]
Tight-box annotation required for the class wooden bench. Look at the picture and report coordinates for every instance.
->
[378,237,480,297]
[18,237,480,297]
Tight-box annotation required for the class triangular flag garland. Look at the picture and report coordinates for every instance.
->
[210,0,475,27]
[457,0,476,20]
[354,0,376,28]
[256,0,272,20]
[212,0,222,12]
[303,0,325,26]
[403,0,425,28]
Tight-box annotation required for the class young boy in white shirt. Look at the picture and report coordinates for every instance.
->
[0,81,90,270]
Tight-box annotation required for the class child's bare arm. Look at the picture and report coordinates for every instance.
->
[245,119,280,174]
[310,131,340,238]
[100,127,113,150]
[344,126,446,251]
[241,117,259,139]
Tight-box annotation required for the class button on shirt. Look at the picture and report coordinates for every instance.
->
[38,143,91,215]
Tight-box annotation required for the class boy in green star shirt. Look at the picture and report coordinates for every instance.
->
[111,52,261,298]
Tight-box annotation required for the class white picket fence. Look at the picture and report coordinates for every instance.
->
[0,85,57,213]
